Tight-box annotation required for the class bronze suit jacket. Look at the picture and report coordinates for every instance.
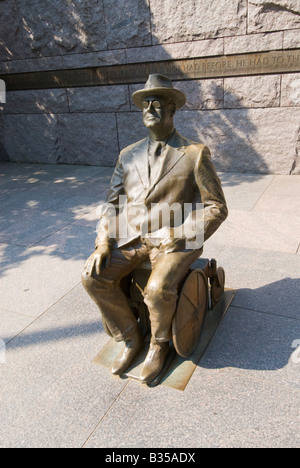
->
[96,130,228,252]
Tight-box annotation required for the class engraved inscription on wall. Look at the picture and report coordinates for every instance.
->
[193,50,300,78]
[105,50,300,84]
[1,49,300,91]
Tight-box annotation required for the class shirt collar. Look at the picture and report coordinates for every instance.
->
[148,128,176,146]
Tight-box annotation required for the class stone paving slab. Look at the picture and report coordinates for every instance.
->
[199,306,300,390]
[35,224,96,257]
[0,209,76,246]
[84,367,299,448]
[0,308,34,339]
[211,209,300,253]
[0,284,125,448]
[0,244,85,317]
[0,162,299,448]
[218,172,275,211]
[216,246,300,319]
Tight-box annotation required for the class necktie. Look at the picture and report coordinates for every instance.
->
[148,141,165,184]
[153,142,162,157]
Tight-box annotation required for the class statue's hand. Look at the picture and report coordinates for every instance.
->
[84,244,111,276]
[159,227,186,253]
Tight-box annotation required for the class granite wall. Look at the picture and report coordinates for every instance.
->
[0,0,299,174]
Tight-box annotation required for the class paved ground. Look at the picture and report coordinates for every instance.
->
[0,161,299,448]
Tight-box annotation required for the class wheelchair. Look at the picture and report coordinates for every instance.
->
[101,257,225,359]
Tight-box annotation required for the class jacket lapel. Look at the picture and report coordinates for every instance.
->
[131,138,149,190]
[147,132,185,193]
[130,132,186,196]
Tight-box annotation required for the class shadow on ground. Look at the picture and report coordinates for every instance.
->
[199,277,300,372]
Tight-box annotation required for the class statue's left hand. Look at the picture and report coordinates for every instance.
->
[83,244,111,276]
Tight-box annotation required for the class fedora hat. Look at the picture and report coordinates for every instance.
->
[132,74,186,110]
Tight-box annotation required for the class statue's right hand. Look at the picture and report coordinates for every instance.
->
[84,245,111,276]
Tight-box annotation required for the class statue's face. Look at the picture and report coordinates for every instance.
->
[142,95,175,132]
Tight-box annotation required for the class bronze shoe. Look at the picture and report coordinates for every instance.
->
[139,339,170,384]
[111,329,144,376]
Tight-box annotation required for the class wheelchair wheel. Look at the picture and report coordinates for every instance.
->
[172,269,208,358]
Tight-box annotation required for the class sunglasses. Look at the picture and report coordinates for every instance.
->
[142,100,162,110]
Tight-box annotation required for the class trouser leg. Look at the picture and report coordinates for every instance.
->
[144,248,202,343]
[82,243,148,342]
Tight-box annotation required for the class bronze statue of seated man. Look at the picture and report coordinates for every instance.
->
[82,74,228,384]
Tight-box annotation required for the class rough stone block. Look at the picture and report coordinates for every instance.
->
[0,57,63,75]
[67,85,130,113]
[62,49,127,69]
[224,75,281,108]
[281,73,300,106]
[103,0,152,49]
[150,0,247,43]
[0,114,6,161]
[248,0,300,33]
[15,0,107,58]
[3,89,69,114]
[116,112,148,151]
[0,1,24,61]
[3,114,60,164]
[57,113,119,166]
[283,29,300,49]
[224,32,283,55]
[175,79,224,110]
[175,107,300,174]
[126,38,224,63]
